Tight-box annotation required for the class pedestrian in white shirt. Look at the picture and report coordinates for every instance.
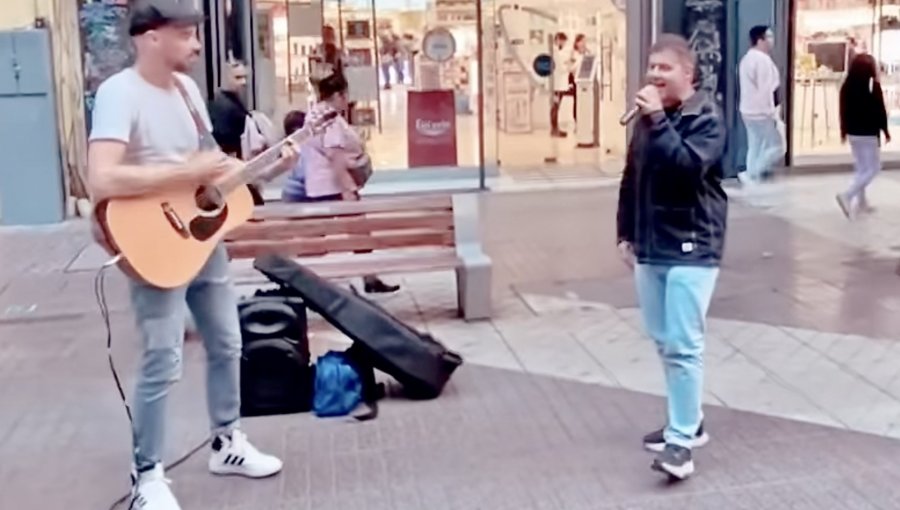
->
[738,25,783,186]
[550,32,576,138]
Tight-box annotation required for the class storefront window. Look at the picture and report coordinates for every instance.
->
[793,0,900,158]
[251,0,483,178]
[249,0,628,186]
[488,0,627,177]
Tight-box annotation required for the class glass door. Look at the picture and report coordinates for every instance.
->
[490,0,627,181]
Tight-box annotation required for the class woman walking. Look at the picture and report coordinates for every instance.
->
[837,53,891,219]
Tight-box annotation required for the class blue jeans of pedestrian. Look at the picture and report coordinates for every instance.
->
[743,116,783,182]
[845,135,881,205]
[129,244,242,471]
[634,264,719,448]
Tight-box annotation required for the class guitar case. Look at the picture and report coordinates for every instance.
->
[252,254,464,400]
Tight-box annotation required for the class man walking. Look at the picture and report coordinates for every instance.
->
[739,25,783,187]
[616,34,727,480]
[87,1,298,508]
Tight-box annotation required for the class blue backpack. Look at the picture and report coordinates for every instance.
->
[313,351,363,417]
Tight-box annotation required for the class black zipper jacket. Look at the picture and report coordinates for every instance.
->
[616,91,728,266]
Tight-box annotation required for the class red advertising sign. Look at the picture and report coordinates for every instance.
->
[407,90,458,167]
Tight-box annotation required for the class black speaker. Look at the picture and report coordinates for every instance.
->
[238,288,313,417]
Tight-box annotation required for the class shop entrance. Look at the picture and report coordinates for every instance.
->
[489,0,628,179]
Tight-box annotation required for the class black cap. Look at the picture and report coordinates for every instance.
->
[129,0,205,37]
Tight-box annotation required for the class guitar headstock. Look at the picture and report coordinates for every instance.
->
[308,111,340,135]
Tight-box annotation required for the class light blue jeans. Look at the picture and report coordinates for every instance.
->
[129,244,242,471]
[845,135,881,205]
[743,116,783,182]
[635,264,719,448]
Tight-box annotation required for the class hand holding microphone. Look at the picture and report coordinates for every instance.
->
[619,85,665,125]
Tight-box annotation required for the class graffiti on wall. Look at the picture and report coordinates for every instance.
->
[684,0,725,105]
[79,0,132,124]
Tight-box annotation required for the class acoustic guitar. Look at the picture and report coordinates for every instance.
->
[94,111,338,289]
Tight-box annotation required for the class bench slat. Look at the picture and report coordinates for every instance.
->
[227,212,454,241]
[253,195,453,220]
[231,248,460,283]
[227,230,455,259]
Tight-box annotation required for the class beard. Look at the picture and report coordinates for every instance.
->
[169,53,199,73]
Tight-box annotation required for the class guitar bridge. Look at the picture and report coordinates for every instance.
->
[161,203,190,238]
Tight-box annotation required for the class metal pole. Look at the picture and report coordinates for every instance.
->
[371,0,382,133]
[476,0,486,189]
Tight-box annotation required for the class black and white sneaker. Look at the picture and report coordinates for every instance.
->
[651,444,695,480]
[642,422,709,453]
[129,464,181,510]
[209,430,283,478]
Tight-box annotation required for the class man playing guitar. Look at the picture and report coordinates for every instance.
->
[87,1,299,508]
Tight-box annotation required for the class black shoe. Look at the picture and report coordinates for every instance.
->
[642,422,709,453]
[651,444,694,480]
[364,278,400,294]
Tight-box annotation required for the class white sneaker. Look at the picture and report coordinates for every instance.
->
[130,464,181,510]
[208,429,283,478]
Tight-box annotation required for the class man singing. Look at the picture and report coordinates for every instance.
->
[616,34,727,480]
[87,1,298,508]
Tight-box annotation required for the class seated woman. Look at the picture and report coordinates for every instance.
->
[281,74,399,294]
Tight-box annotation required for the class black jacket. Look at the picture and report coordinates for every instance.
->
[839,80,889,139]
[616,91,728,266]
[208,90,249,158]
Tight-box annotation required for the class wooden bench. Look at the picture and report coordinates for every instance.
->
[224,193,493,321]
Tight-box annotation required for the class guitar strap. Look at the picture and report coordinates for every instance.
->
[172,78,219,152]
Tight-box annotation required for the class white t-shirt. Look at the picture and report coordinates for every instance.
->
[89,67,216,164]
[553,46,575,92]
[738,48,780,119]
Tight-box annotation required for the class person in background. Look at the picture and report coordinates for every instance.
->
[208,61,258,159]
[550,32,576,138]
[617,34,727,481]
[570,33,590,121]
[311,25,347,85]
[738,25,782,188]
[281,109,308,202]
[836,53,890,219]
[302,72,400,294]
[208,60,267,204]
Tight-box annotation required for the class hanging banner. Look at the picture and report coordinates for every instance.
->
[407,90,458,167]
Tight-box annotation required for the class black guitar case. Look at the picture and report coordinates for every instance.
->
[252,254,464,400]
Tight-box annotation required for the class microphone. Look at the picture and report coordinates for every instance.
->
[619,106,640,126]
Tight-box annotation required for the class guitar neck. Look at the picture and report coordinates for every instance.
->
[218,125,316,193]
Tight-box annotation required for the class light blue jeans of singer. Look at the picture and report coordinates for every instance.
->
[743,116,783,182]
[129,244,242,472]
[635,264,719,448]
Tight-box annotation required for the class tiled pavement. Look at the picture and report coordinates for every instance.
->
[5,176,900,508]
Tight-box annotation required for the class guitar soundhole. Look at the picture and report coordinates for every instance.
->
[189,206,229,241]
[195,185,224,213]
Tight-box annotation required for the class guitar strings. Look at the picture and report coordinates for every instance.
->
[96,257,210,510]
